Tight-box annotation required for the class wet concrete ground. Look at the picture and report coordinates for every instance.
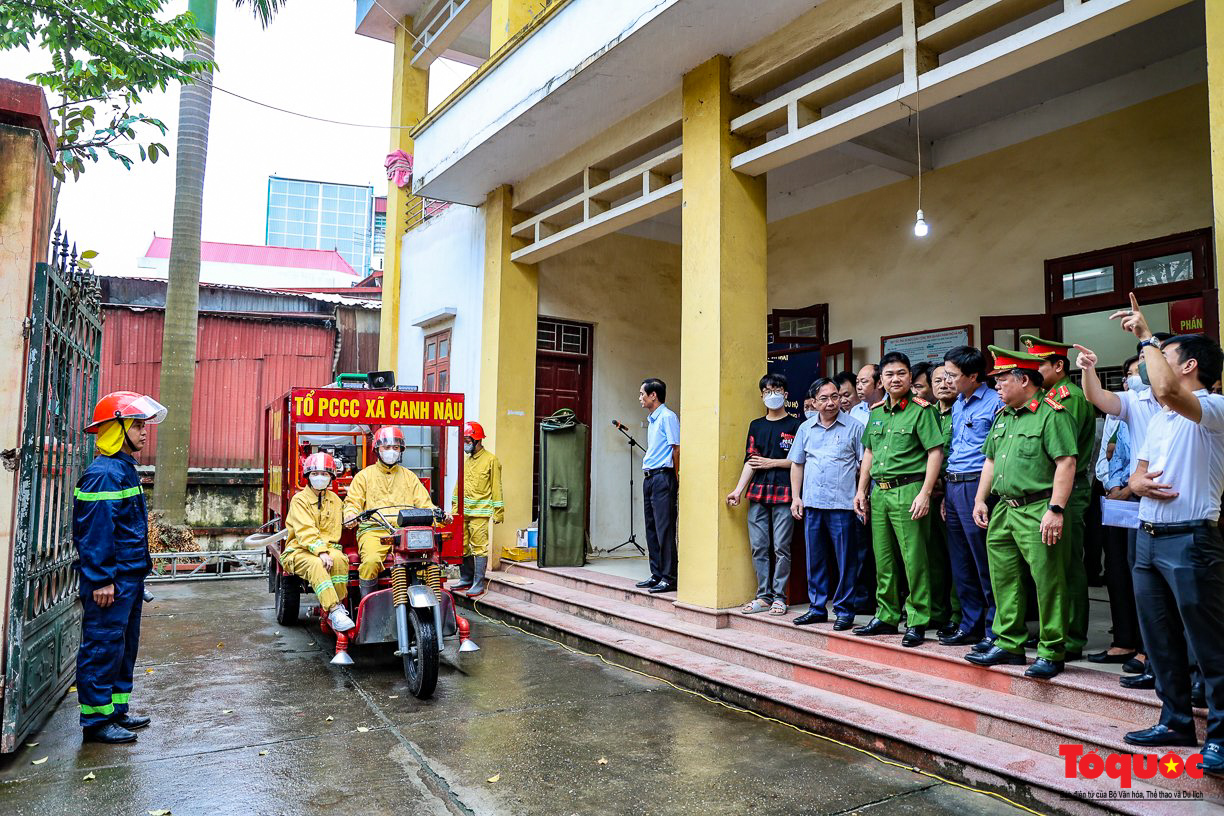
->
[0,580,1028,816]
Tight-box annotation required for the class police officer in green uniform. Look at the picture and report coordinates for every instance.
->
[967,347,1078,679]
[1020,334,1095,662]
[853,351,946,647]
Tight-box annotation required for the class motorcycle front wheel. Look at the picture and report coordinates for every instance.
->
[402,606,439,699]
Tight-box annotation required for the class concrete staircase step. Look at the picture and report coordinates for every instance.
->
[467,589,1214,816]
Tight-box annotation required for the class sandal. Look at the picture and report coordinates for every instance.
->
[769,600,788,616]
[741,599,771,614]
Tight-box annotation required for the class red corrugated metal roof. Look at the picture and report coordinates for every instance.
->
[144,236,357,276]
[375,196,387,214]
[100,308,335,469]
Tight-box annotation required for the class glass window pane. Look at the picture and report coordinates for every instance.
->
[437,338,449,358]
[439,371,448,391]
[425,373,435,392]
[993,329,1013,348]
[1061,265,1114,299]
[426,341,436,362]
[1134,252,1194,288]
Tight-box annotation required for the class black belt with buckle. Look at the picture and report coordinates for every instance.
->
[875,473,924,491]
[1140,520,1213,536]
[945,471,982,483]
[643,467,674,479]
[996,489,1053,508]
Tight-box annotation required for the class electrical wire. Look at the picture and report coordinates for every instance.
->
[469,598,1048,816]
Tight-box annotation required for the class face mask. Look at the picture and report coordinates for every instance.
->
[464,441,474,454]
[763,393,785,410]
[803,410,817,420]
[1126,374,1144,392]
[308,473,331,491]
[1138,362,1150,386]
[379,448,400,466]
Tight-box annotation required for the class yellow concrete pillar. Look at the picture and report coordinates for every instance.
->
[479,185,539,559]
[490,0,536,53]
[677,56,767,610]
[1208,2,1224,321]
[380,17,429,372]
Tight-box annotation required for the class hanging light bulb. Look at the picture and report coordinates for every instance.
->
[914,209,929,237]
[911,80,931,238]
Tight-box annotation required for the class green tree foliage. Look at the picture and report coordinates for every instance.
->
[0,0,212,182]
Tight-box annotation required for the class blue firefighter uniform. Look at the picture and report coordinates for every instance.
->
[73,451,152,728]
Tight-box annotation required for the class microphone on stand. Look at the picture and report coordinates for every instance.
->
[612,420,629,431]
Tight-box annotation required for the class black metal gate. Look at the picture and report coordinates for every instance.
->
[2,229,103,751]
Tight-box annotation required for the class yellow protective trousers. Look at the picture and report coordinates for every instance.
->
[281,548,350,610]
[463,516,490,557]
[357,530,392,581]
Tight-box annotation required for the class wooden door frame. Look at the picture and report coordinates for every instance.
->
[534,317,595,540]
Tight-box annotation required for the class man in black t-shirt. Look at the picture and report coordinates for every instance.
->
[727,374,801,615]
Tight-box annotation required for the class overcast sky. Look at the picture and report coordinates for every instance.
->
[0,0,471,273]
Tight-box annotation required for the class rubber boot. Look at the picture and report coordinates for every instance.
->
[465,556,489,598]
[449,556,474,591]
[357,578,379,604]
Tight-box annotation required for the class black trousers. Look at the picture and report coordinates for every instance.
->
[1133,524,1224,741]
[1102,523,1141,650]
[642,470,678,583]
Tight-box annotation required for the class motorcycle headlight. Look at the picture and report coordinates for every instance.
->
[401,529,434,551]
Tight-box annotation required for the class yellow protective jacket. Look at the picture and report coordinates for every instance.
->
[344,462,436,533]
[452,447,504,522]
[285,487,344,556]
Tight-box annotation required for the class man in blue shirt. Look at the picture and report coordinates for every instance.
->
[638,378,680,593]
[74,391,167,744]
[939,346,1003,648]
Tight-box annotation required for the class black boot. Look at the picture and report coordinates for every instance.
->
[112,713,150,730]
[83,722,137,744]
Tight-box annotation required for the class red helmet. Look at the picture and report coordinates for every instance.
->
[85,391,167,433]
[372,426,405,448]
[463,421,485,441]
[302,452,340,477]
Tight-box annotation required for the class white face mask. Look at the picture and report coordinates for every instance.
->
[1126,375,1144,392]
[803,410,817,420]
[763,393,786,410]
[464,441,474,454]
[378,448,400,466]
[308,473,331,491]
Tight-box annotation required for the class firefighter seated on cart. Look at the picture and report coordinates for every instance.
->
[344,426,449,599]
[283,453,356,633]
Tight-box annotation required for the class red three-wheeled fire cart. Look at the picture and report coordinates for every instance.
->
[249,377,478,698]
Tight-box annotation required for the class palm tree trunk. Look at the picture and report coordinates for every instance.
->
[152,0,216,525]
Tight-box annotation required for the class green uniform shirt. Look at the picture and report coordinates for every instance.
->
[863,396,944,479]
[937,407,954,473]
[1046,378,1095,477]
[983,393,1078,498]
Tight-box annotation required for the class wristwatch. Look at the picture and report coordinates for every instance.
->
[1138,337,1161,351]
[1048,504,1064,514]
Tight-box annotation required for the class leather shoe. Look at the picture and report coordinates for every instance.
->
[1087,649,1138,665]
[1121,657,1146,674]
[832,615,855,631]
[635,577,660,588]
[1200,742,1224,777]
[1120,671,1156,690]
[1193,680,1207,709]
[939,628,982,647]
[901,626,926,648]
[648,582,676,594]
[965,646,1026,667]
[83,722,137,744]
[935,622,958,640]
[971,636,998,654]
[1123,724,1197,748]
[1064,651,1083,662]
[793,610,828,626]
[1024,658,1064,679]
[852,618,898,637]
[112,714,150,730]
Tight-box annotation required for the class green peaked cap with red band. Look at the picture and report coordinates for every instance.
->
[988,345,1044,376]
[1018,334,1073,357]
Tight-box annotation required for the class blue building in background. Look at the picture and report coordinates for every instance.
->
[266,176,375,274]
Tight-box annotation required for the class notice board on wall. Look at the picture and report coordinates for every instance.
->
[880,325,973,366]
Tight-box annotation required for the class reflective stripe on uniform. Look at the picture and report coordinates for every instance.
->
[313,581,331,595]
[74,486,142,502]
[112,692,130,704]
[331,576,346,584]
[80,702,115,716]
[308,540,326,554]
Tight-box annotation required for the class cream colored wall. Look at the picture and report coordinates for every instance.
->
[769,85,1213,367]
[537,232,682,550]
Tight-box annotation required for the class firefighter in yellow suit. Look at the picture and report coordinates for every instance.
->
[282,453,355,633]
[449,421,503,598]
[344,426,446,598]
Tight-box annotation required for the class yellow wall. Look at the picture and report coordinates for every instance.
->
[769,84,1212,366]
[537,232,682,549]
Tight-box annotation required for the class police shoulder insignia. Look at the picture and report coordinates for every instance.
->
[1044,395,1065,411]
[870,399,886,409]
[911,396,930,407]
[1027,397,1041,412]
[1056,384,1071,399]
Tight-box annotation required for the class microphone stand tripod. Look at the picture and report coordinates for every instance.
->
[608,422,647,556]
